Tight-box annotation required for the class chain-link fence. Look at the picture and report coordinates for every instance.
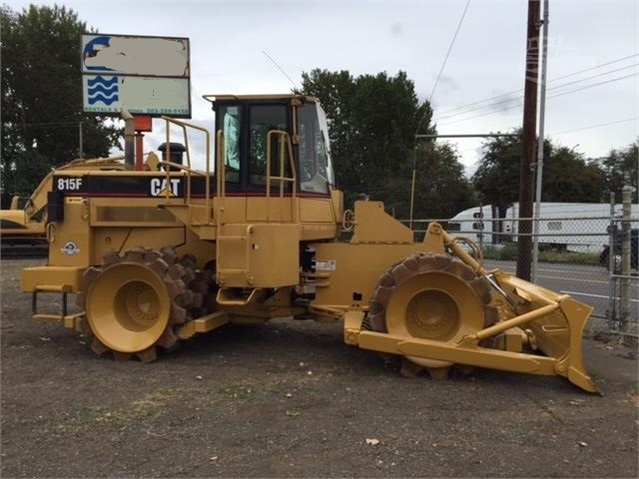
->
[409,193,638,338]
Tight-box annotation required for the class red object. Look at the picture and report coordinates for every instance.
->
[134,116,152,170]
[134,115,153,132]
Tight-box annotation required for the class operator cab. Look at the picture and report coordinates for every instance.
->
[206,94,335,196]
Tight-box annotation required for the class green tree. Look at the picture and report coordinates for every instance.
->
[543,145,604,202]
[1,4,121,196]
[598,139,638,203]
[472,130,605,218]
[411,142,477,219]
[301,68,474,218]
[471,131,524,219]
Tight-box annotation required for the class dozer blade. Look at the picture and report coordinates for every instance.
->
[491,272,599,393]
[353,270,599,393]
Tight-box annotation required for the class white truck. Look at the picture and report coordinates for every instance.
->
[447,202,639,253]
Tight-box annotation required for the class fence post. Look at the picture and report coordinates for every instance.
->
[478,204,484,252]
[619,185,633,333]
[607,192,616,332]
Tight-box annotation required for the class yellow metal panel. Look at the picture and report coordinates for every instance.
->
[246,197,269,221]
[300,197,334,223]
[218,197,246,224]
[249,223,299,287]
[217,224,252,285]
[22,266,84,292]
[312,243,426,308]
[48,200,91,267]
[217,223,299,287]
[350,201,413,244]
[246,197,294,222]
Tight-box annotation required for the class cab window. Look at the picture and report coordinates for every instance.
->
[219,105,240,183]
[248,104,288,186]
[298,103,329,194]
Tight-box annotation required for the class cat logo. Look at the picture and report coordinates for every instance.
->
[150,178,180,197]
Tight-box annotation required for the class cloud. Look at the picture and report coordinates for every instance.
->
[389,22,404,37]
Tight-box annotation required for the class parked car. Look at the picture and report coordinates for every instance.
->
[600,227,638,272]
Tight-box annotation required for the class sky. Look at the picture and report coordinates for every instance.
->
[6,0,639,176]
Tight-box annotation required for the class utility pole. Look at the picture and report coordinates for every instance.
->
[517,0,541,281]
[531,0,549,282]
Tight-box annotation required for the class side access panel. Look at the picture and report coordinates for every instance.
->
[217,223,299,288]
[312,242,426,309]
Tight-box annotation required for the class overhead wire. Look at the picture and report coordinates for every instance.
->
[434,63,638,124]
[436,71,638,126]
[410,0,472,226]
[436,63,638,122]
[550,116,639,135]
[433,53,638,119]
[433,54,639,123]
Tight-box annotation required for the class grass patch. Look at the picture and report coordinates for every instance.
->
[480,243,600,265]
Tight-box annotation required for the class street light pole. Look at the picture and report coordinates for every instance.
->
[532,0,550,282]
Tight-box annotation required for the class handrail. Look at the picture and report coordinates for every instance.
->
[216,130,226,226]
[157,161,207,176]
[161,116,211,210]
[265,130,297,222]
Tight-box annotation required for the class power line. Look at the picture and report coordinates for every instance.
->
[547,72,639,99]
[415,0,471,136]
[550,116,639,135]
[410,0,471,227]
[434,62,638,123]
[542,63,637,92]
[433,53,639,119]
[427,0,471,104]
[437,72,638,126]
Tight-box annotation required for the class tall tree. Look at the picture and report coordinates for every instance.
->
[410,142,477,219]
[542,146,604,202]
[301,68,473,218]
[1,4,121,196]
[472,130,605,217]
[598,139,638,203]
[471,131,525,219]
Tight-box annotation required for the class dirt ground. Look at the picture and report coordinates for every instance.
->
[1,257,638,478]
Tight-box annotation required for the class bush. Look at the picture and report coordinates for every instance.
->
[480,243,600,265]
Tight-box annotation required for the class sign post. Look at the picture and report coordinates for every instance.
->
[134,116,153,170]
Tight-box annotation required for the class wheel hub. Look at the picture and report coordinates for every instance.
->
[122,282,159,328]
[406,290,460,341]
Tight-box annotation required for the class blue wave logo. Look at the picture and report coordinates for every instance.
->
[83,36,114,71]
[87,76,119,105]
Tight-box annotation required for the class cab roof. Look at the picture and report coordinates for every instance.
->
[202,94,318,104]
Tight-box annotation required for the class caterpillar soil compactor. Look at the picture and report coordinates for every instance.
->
[22,94,598,392]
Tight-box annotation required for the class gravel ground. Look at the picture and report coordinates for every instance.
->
[1,257,638,478]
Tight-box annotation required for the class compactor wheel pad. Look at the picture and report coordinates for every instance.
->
[367,253,498,377]
[76,247,197,361]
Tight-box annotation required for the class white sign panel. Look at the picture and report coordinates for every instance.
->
[81,34,191,117]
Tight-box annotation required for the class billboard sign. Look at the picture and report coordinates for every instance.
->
[81,34,191,117]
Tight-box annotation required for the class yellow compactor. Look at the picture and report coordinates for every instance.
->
[22,94,598,392]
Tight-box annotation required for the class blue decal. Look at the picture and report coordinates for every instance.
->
[87,76,119,106]
[83,36,114,71]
